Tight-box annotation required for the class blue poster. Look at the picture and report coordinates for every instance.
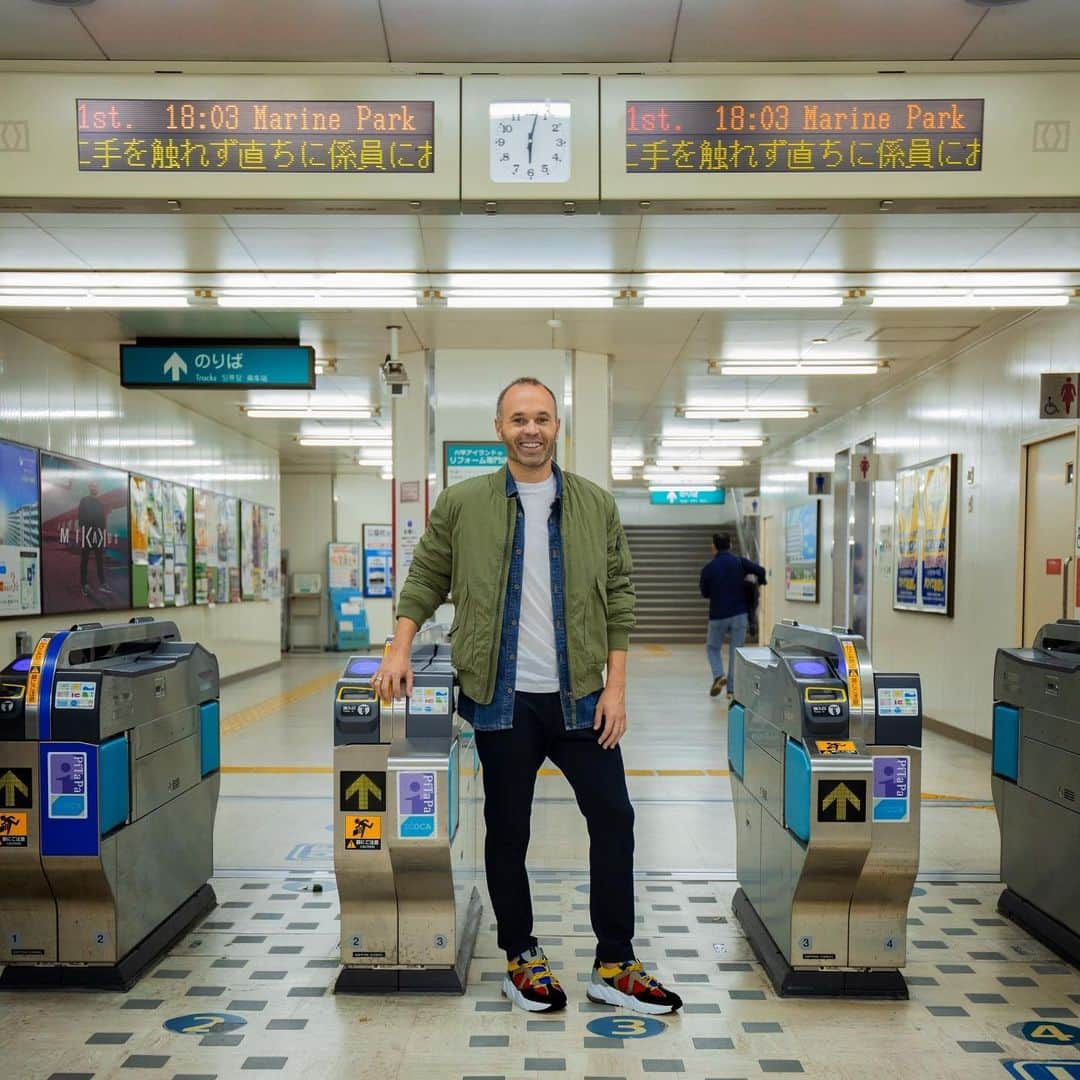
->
[0,439,41,617]
[362,523,393,599]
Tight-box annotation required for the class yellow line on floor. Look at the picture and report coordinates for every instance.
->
[641,644,673,657]
[222,765,333,774]
[221,669,342,738]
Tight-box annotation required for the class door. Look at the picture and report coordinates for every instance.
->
[1022,432,1078,646]
[759,515,774,643]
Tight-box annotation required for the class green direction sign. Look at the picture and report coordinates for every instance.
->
[649,489,726,506]
[120,343,315,390]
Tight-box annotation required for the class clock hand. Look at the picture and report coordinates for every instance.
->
[527,114,539,163]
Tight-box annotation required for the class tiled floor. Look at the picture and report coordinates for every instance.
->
[4,647,1076,1080]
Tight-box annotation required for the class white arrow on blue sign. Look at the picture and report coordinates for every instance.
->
[120,343,315,390]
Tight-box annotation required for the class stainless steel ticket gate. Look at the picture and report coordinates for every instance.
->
[0,618,220,990]
[333,642,481,993]
[993,619,1080,966]
[730,621,923,998]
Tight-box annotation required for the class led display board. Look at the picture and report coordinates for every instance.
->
[77,98,435,173]
[625,99,984,174]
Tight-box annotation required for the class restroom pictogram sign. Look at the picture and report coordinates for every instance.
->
[1040,372,1080,418]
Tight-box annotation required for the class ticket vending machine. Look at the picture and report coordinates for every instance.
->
[332,643,481,992]
[0,618,220,989]
[993,620,1080,964]
[730,621,923,997]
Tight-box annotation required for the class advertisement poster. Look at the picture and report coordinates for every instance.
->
[363,523,394,599]
[444,442,508,488]
[266,508,280,598]
[147,552,165,608]
[894,469,920,607]
[329,542,360,589]
[218,494,238,604]
[241,500,256,598]
[784,502,819,602]
[894,455,957,616]
[130,474,151,566]
[40,452,131,614]
[0,439,41,618]
[163,550,176,603]
[172,483,189,565]
[193,489,213,605]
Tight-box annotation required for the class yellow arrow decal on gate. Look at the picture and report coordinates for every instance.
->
[821,782,861,821]
[345,774,383,810]
[0,770,29,808]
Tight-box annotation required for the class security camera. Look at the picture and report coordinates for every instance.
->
[381,355,410,396]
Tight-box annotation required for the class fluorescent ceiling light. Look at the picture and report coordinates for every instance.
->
[610,458,644,468]
[243,406,376,420]
[297,436,392,447]
[643,293,844,310]
[84,437,196,448]
[3,409,122,420]
[0,294,188,309]
[644,473,722,486]
[448,273,612,289]
[447,295,614,309]
[219,294,417,309]
[679,407,811,420]
[718,363,880,376]
[659,436,764,448]
[648,484,719,493]
[656,457,746,468]
[794,459,836,470]
[870,292,1069,308]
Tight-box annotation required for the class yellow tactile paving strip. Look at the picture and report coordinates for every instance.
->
[220,669,342,737]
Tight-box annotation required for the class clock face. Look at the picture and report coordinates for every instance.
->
[489,101,571,183]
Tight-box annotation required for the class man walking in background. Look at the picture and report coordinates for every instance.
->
[700,533,767,701]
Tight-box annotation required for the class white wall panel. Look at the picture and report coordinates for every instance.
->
[0,318,280,679]
[333,473,394,645]
[280,473,333,649]
[760,308,1080,742]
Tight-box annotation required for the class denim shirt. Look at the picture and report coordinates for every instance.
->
[457,463,602,732]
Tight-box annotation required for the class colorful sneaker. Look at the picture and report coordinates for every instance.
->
[502,947,567,1013]
[587,959,683,1014]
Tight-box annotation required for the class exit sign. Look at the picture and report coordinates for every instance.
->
[650,489,726,505]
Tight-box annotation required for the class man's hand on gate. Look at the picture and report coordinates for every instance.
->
[593,685,627,749]
[373,645,414,701]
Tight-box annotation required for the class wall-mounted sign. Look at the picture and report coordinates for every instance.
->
[649,489,726,505]
[362,524,393,599]
[1040,372,1080,419]
[808,472,832,497]
[0,439,41,618]
[78,99,435,173]
[444,442,508,488]
[624,99,983,174]
[120,344,314,390]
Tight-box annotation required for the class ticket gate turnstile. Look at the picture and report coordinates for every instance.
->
[993,619,1080,966]
[333,642,481,993]
[730,621,923,998]
[0,618,220,990]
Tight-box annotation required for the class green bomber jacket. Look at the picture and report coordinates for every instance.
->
[396,464,635,705]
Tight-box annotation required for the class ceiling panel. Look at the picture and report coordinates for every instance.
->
[0,4,103,60]
[0,227,89,269]
[972,226,1080,269]
[422,226,637,271]
[382,0,681,62]
[958,0,1080,59]
[38,227,259,271]
[230,226,426,271]
[634,227,826,271]
[672,0,982,61]
[78,0,388,62]
[802,227,1009,271]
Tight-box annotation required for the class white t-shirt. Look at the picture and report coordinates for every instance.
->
[513,474,560,692]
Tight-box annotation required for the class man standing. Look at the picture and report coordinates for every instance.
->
[700,533,767,700]
[374,378,682,1016]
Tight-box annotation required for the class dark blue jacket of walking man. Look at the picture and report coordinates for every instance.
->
[699,533,767,700]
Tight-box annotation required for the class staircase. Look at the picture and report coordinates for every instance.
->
[624,524,721,644]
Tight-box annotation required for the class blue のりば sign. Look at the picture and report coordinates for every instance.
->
[120,343,314,389]
[650,489,726,505]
